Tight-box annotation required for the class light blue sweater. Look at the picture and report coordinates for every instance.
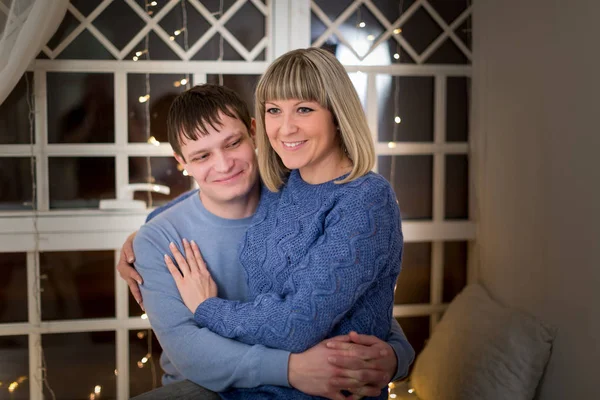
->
[194,171,406,399]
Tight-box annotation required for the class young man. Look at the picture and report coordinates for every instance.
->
[120,84,414,399]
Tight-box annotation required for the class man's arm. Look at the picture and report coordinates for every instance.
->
[388,318,415,381]
[134,225,290,391]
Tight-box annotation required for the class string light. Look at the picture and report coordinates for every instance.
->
[150,1,157,5]
[366,34,375,41]
[114,369,118,376]
[147,136,160,146]
[390,394,397,399]
[388,382,396,389]
[137,331,147,339]
[182,170,189,176]
[169,27,185,41]
[173,78,188,87]
[388,142,397,149]
[139,95,150,103]
[141,313,148,319]
[395,116,402,124]
[393,28,402,34]
[358,21,366,28]
[408,388,415,393]
[89,394,95,400]
[394,53,400,60]
[8,382,18,392]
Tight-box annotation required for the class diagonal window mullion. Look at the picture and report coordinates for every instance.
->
[362,0,422,63]
[249,0,268,16]
[123,0,188,60]
[50,0,114,59]
[421,1,472,62]
[310,1,362,61]
[68,3,121,60]
[248,37,268,61]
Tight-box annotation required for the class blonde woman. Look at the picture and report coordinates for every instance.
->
[168,48,410,400]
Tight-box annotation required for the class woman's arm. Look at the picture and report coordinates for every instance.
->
[190,181,403,353]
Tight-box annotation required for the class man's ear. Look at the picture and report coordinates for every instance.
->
[173,152,186,167]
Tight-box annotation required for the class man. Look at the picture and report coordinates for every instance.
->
[118,84,414,399]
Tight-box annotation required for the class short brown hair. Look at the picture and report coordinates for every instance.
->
[255,48,375,192]
[167,84,252,161]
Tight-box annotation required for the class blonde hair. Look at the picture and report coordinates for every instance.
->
[255,48,375,192]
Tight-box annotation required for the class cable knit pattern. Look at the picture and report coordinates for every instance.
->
[195,170,403,400]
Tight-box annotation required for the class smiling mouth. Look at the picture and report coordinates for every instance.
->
[282,140,307,149]
[214,170,244,183]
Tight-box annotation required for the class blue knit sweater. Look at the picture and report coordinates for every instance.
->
[195,170,403,400]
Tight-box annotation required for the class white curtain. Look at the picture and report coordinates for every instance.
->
[0,0,68,105]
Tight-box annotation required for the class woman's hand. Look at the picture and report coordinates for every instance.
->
[165,238,217,313]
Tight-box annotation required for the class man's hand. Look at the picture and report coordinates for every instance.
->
[288,332,397,400]
[325,331,398,398]
[116,231,144,311]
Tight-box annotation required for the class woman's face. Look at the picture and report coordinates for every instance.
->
[264,98,343,183]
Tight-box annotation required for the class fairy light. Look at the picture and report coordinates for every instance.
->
[182,170,189,176]
[94,385,102,394]
[366,34,375,41]
[137,331,146,339]
[393,28,402,34]
[138,95,150,103]
[150,1,157,5]
[89,394,95,400]
[114,369,118,376]
[147,136,160,146]
[388,142,397,149]
[390,394,397,399]
[358,21,366,28]
[173,78,188,87]
[395,116,402,124]
[394,53,400,60]
[141,313,148,319]
[408,388,415,394]
[388,382,396,389]
[8,382,18,392]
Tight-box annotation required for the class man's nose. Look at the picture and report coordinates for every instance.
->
[214,151,234,172]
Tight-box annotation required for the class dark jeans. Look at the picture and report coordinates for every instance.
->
[132,380,220,400]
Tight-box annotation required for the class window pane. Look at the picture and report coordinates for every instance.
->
[129,329,164,397]
[0,253,28,323]
[397,316,430,357]
[129,157,194,207]
[0,73,34,144]
[447,77,470,142]
[47,73,115,143]
[401,7,443,55]
[443,241,468,303]
[127,74,189,143]
[377,76,434,142]
[0,335,29,400]
[40,251,115,321]
[49,157,115,209]
[395,243,431,304]
[93,0,145,51]
[378,155,433,220]
[445,155,469,219]
[43,332,116,399]
[207,75,261,118]
[0,157,35,210]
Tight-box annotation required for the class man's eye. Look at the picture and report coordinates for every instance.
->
[228,139,241,148]
[192,154,208,162]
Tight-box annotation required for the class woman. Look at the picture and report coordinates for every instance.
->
[167,48,403,400]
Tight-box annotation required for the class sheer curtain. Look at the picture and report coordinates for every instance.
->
[0,0,68,105]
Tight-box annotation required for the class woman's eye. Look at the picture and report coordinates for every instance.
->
[298,107,313,114]
[266,108,280,114]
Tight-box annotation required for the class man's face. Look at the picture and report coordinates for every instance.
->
[174,111,259,209]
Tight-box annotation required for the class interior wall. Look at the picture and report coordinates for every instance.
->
[472,0,600,398]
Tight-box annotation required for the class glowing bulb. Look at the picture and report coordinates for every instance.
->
[180,78,187,85]
[174,29,181,35]
[137,331,146,339]
[89,394,96,400]
[408,388,415,394]
[393,28,402,34]
[390,394,397,399]
[114,369,118,376]
[358,21,366,28]
[173,81,181,87]
[137,361,144,368]
[147,136,160,146]
[169,36,175,41]
[393,53,400,60]
[135,51,143,57]
[183,170,189,176]
[94,385,102,394]
[366,34,375,41]
[141,313,148,319]
[17,376,27,384]
[388,142,397,149]
[0,381,3,387]
[394,116,402,124]
[139,95,150,103]
[141,357,148,363]
[150,1,157,5]
[8,382,18,392]
[388,382,396,389]
[133,56,139,61]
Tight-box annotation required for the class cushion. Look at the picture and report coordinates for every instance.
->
[410,284,555,400]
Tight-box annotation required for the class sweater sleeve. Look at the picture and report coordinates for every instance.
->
[133,225,291,391]
[388,318,416,381]
[194,182,403,353]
